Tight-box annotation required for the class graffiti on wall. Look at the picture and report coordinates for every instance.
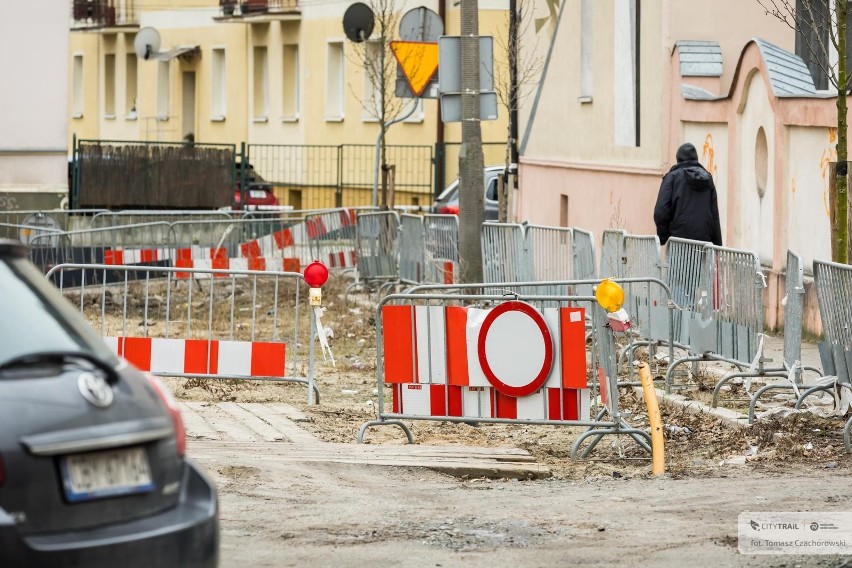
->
[702,134,719,177]
[820,127,838,218]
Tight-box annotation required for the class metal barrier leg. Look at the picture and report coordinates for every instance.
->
[664,355,704,393]
[795,383,836,409]
[748,382,801,423]
[357,419,414,444]
[711,370,787,408]
[570,426,653,460]
[845,416,852,453]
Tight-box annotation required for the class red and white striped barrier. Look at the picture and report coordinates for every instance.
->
[381,301,590,421]
[103,336,287,377]
[172,246,300,278]
[103,247,172,265]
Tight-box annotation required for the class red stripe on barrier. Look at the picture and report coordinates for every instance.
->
[273,229,294,249]
[547,388,580,420]
[104,249,123,266]
[140,249,157,263]
[250,342,286,377]
[248,256,266,271]
[175,258,192,280]
[445,307,469,386]
[283,258,300,272]
[176,248,192,261]
[430,384,447,416]
[211,256,229,276]
[122,337,152,371]
[560,307,587,388]
[443,261,454,284]
[347,209,357,226]
[184,339,219,374]
[305,217,326,239]
[447,385,463,417]
[494,391,517,419]
[337,252,346,267]
[350,251,357,266]
[392,384,401,413]
[211,247,227,260]
[382,305,416,383]
[241,240,262,259]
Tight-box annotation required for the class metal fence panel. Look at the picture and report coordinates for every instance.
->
[572,228,596,296]
[622,235,665,337]
[356,211,400,281]
[305,208,359,269]
[600,229,626,279]
[399,214,425,285]
[481,222,529,283]
[814,259,852,350]
[783,250,805,369]
[423,214,459,284]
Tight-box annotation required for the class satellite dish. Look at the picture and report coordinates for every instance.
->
[134,27,162,60]
[342,3,374,43]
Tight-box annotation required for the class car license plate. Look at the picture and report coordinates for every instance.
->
[60,447,154,502]
[249,190,267,199]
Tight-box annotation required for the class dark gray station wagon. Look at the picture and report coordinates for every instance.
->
[0,240,218,567]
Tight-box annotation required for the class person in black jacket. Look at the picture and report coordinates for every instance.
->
[653,142,723,246]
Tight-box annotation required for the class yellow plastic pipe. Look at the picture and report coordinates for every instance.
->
[637,362,665,476]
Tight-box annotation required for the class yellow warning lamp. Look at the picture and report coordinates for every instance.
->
[595,279,625,313]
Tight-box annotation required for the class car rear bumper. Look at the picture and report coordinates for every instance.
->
[0,459,218,568]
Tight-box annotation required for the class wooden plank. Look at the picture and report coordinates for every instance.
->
[237,403,319,444]
[216,402,289,443]
[178,402,222,441]
[183,402,258,443]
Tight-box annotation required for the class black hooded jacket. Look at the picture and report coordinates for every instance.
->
[653,143,723,246]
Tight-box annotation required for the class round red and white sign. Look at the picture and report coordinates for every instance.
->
[476,301,554,397]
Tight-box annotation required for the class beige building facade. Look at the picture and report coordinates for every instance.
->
[67,0,511,207]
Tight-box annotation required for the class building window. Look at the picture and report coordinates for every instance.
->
[126,54,137,119]
[104,53,116,117]
[211,47,227,119]
[613,0,640,147]
[253,46,268,120]
[362,40,382,121]
[579,0,593,101]
[326,41,345,120]
[282,44,299,120]
[157,61,170,119]
[72,54,84,118]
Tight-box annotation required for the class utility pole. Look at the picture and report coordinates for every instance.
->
[458,0,485,282]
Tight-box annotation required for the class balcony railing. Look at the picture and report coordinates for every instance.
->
[219,0,299,18]
[71,0,137,29]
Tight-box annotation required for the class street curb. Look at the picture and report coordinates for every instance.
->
[631,386,751,430]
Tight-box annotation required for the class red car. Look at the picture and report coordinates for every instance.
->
[232,182,281,211]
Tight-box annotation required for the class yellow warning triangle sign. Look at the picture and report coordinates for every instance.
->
[390,41,439,97]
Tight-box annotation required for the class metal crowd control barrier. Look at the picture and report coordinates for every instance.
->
[356,285,653,459]
[664,237,707,344]
[481,222,531,284]
[0,223,63,245]
[31,222,173,285]
[0,209,107,232]
[739,251,824,422]
[44,263,322,404]
[791,259,852,449]
[398,214,425,285]
[90,209,235,228]
[664,243,766,392]
[572,228,596,297]
[525,224,573,282]
[600,229,626,278]
[423,214,459,285]
[305,208,358,269]
[351,211,400,295]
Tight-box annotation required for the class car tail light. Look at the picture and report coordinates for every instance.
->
[146,373,186,457]
[439,205,459,215]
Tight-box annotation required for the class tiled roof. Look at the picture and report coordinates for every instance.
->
[753,38,816,96]
[676,40,723,77]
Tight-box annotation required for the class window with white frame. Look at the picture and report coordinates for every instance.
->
[362,40,382,120]
[282,44,299,120]
[326,41,345,120]
[157,61,170,119]
[125,54,137,118]
[104,53,116,117]
[253,46,268,120]
[72,54,84,117]
[579,0,593,101]
[211,47,226,119]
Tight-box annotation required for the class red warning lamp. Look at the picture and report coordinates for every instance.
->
[303,260,329,288]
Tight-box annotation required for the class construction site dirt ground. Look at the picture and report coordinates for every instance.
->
[67,271,852,565]
[152,279,849,566]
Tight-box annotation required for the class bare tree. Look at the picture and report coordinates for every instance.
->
[493,0,543,222]
[348,0,415,206]
[758,0,848,262]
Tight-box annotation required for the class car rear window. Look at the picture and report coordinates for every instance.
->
[0,258,116,368]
